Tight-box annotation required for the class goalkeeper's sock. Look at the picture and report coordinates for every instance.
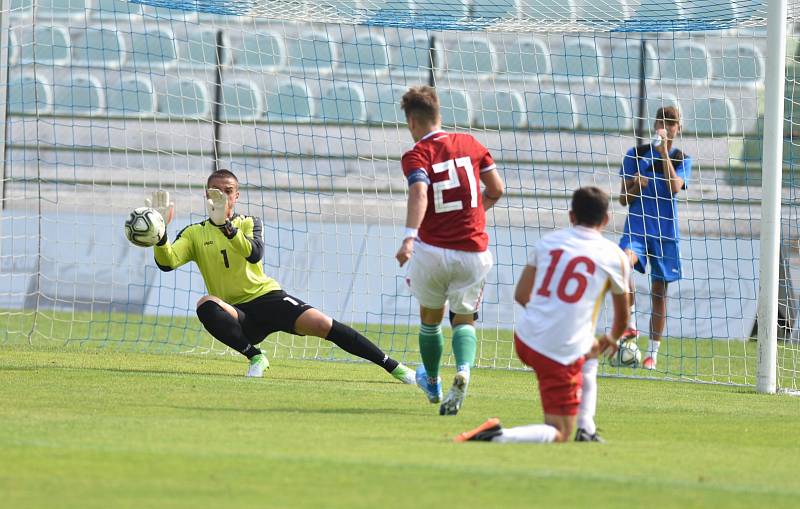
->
[493,424,557,443]
[577,358,598,435]
[628,301,637,331]
[419,323,444,380]
[647,339,661,362]
[452,323,477,372]
[196,301,261,359]
[326,320,399,373]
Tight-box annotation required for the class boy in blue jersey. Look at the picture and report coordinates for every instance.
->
[148,170,417,385]
[618,106,692,370]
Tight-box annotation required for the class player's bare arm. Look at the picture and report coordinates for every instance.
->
[654,125,684,194]
[619,173,648,206]
[396,181,428,266]
[480,169,504,211]
[514,265,537,307]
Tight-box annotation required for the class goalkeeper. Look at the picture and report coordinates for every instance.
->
[148,169,417,383]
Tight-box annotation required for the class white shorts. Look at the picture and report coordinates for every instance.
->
[407,240,493,315]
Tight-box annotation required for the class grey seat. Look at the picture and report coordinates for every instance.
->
[439,88,472,128]
[178,29,231,68]
[129,27,178,69]
[53,74,104,115]
[157,78,210,118]
[72,26,126,68]
[232,32,285,70]
[659,41,711,83]
[18,25,71,65]
[525,91,578,130]
[575,94,633,131]
[444,37,497,76]
[502,38,550,76]
[320,82,367,123]
[552,38,604,80]
[286,31,337,74]
[685,96,737,135]
[106,77,157,116]
[265,80,314,121]
[220,80,264,121]
[712,44,764,83]
[341,34,389,74]
[8,75,52,114]
[476,90,526,129]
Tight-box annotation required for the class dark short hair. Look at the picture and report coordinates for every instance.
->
[207,169,238,188]
[400,86,440,125]
[656,105,681,124]
[571,186,609,227]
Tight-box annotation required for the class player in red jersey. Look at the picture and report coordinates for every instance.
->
[395,86,505,415]
[455,187,630,444]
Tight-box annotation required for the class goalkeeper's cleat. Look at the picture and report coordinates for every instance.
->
[439,370,470,416]
[454,417,503,443]
[575,428,605,443]
[246,354,269,378]
[390,363,416,385]
[621,328,639,341]
[642,356,656,370]
[415,365,443,404]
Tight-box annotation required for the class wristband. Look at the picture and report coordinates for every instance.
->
[403,227,418,240]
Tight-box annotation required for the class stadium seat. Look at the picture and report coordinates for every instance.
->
[341,34,390,73]
[388,32,438,78]
[71,26,125,68]
[574,94,633,131]
[371,84,405,124]
[286,31,337,74]
[605,39,657,80]
[501,38,550,76]
[320,83,367,123]
[220,80,264,121]
[524,91,578,130]
[105,76,157,116]
[36,0,90,19]
[178,28,230,68]
[438,89,472,128]
[157,78,210,118]
[551,38,604,80]
[476,90,526,129]
[231,31,285,70]
[7,31,19,66]
[518,0,575,20]
[93,0,142,19]
[659,41,711,82]
[129,27,178,69]
[265,80,315,121]
[18,25,71,66]
[712,44,765,84]
[53,74,104,116]
[685,96,737,135]
[7,75,52,114]
[444,37,497,76]
[9,0,33,17]
[471,0,517,19]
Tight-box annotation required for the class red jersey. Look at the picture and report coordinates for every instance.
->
[401,130,497,252]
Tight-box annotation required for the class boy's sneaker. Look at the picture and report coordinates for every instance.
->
[415,365,443,403]
[642,356,657,370]
[246,354,269,378]
[454,418,503,443]
[575,428,605,443]
[390,363,416,384]
[439,371,469,416]
[621,328,639,341]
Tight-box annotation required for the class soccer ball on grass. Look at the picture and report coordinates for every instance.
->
[609,340,642,368]
[124,207,165,247]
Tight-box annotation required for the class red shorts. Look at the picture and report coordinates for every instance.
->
[514,334,585,416]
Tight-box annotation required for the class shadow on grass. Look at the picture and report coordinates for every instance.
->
[159,404,412,416]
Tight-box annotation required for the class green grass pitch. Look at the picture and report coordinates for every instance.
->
[1,345,799,509]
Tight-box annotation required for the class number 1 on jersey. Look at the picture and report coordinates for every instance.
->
[220,249,230,268]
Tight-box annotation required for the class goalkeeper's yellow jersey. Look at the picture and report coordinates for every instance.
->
[153,214,280,305]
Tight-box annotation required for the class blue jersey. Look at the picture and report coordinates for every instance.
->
[620,143,692,241]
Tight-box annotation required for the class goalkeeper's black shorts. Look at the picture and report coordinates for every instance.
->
[234,290,313,343]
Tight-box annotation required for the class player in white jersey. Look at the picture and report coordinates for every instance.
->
[456,187,630,444]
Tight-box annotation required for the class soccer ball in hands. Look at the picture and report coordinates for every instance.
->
[609,340,642,368]
[124,207,165,247]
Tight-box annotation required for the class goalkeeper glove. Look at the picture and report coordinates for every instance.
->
[145,189,174,225]
[206,188,228,226]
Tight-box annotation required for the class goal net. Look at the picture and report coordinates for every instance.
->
[0,0,797,388]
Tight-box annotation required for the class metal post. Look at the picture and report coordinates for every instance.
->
[211,29,224,174]
[756,0,788,394]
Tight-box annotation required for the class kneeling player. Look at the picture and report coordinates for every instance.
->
[455,187,629,443]
[149,170,416,384]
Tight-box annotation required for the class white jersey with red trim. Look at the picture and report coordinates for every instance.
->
[515,226,630,365]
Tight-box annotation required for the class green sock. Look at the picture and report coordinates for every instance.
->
[452,324,477,371]
[419,323,444,379]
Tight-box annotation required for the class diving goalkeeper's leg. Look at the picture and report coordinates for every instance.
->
[294,308,414,383]
[196,296,268,377]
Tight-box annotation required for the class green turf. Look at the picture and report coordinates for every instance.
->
[1,346,799,509]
